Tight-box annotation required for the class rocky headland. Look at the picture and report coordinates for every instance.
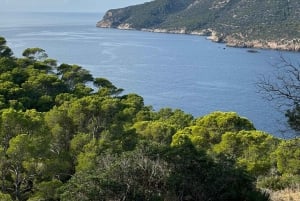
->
[97,0,300,51]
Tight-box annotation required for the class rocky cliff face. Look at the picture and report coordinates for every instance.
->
[97,0,300,51]
[96,12,113,28]
[224,36,300,51]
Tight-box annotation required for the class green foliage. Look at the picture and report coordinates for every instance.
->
[22,48,48,61]
[152,108,193,129]
[134,120,176,144]
[257,174,300,190]
[0,192,13,201]
[0,36,13,58]
[99,0,300,43]
[7,133,51,201]
[61,148,170,201]
[57,63,93,90]
[94,77,123,96]
[63,142,271,201]
[167,137,269,201]
[195,111,255,132]
[28,179,63,201]
[213,130,280,176]
[103,0,195,29]
[0,37,297,200]
[0,109,45,151]
[22,74,68,111]
[171,111,256,150]
[194,111,255,143]
[286,104,300,132]
[275,138,300,175]
[45,106,75,153]
[70,133,91,158]
[171,126,211,150]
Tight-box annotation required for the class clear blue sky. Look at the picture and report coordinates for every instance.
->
[0,0,151,12]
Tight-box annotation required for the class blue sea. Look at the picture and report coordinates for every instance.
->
[0,12,299,137]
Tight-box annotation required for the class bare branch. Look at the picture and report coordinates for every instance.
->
[257,55,300,135]
[257,56,300,107]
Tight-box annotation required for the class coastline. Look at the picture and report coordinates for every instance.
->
[96,22,300,52]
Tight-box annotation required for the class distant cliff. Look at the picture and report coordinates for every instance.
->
[97,0,300,51]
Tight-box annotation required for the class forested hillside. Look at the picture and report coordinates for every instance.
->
[0,36,299,200]
[97,0,300,51]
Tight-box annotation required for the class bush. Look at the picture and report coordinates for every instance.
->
[257,174,300,190]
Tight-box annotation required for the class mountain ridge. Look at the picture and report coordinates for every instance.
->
[97,0,300,51]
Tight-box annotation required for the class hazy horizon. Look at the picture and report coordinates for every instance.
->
[0,0,151,13]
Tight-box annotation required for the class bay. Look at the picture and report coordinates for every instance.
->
[0,12,299,137]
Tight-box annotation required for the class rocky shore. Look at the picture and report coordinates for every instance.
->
[96,22,300,52]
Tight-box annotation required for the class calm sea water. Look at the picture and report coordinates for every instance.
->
[0,12,299,137]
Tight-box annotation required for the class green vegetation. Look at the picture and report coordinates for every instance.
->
[0,36,299,200]
[98,0,300,50]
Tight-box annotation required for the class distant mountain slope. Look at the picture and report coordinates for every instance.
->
[97,0,300,51]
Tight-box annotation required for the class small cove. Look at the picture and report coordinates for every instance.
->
[0,12,299,137]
